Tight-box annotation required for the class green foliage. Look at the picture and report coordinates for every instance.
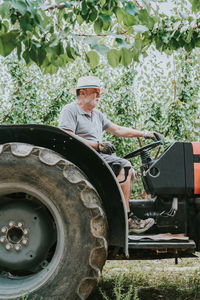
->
[99,274,136,300]
[86,50,100,68]
[190,0,200,12]
[107,49,121,67]
[0,30,20,56]
[0,0,200,72]
[135,47,200,144]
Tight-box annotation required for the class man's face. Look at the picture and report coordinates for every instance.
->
[82,88,101,107]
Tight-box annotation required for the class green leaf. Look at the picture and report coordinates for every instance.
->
[195,38,200,47]
[94,18,103,34]
[29,44,38,63]
[92,44,109,54]
[0,2,12,18]
[101,8,113,16]
[138,9,155,30]
[186,27,193,43]
[125,2,138,16]
[134,34,142,51]
[124,14,137,26]
[99,13,111,31]
[19,14,33,32]
[43,64,58,75]
[191,0,200,12]
[12,0,27,15]
[38,47,46,66]
[132,49,139,62]
[86,50,99,68]
[184,42,193,52]
[64,2,72,8]
[66,44,75,60]
[120,48,132,66]
[89,7,97,22]
[101,0,106,6]
[165,48,173,55]
[22,48,31,64]
[81,0,88,16]
[107,49,121,67]
[0,30,19,56]
[17,42,22,60]
[0,21,9,34]
[114,7,125,24]
[54,42,64,56]
[77,14,84,25]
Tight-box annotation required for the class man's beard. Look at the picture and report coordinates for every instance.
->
[84,98,99,107]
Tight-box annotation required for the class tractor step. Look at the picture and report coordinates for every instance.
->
[128,233,196,249]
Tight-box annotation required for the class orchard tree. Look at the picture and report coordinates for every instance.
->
[0,0,200,73]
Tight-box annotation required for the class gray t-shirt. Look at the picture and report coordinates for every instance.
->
[59,102,111,142]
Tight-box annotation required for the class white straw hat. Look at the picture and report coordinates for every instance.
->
[70,76,106,95]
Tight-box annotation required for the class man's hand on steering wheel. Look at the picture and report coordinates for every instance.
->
[143,131,163,142]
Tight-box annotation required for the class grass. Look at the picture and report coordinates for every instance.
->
[88,254,200,300]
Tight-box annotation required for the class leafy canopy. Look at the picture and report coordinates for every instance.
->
[0,0,200,73]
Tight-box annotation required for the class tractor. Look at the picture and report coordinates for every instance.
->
[0,124,199,299]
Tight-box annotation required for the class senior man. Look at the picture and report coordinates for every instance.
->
[59,76,158,234]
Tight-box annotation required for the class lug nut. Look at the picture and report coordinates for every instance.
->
[22,238,28,246]
[17,222,23,228]
[1,227,7,234]
[0,236,6,243]
[8,221,15,227]
[5,243,12,251]
[23,229,29,236]
[15,244,22,252]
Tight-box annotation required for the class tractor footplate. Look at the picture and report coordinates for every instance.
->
[128,233,195,250]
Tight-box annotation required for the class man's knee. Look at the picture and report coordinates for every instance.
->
[124,162,135,180]
[118,163,135,183]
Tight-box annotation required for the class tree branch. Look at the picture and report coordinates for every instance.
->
[45,3,66,11]
[134,0,144,9]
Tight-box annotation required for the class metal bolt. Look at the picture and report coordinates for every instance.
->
[23,229,29,236]
[8,221,15,227]
[17,222,23,228]
[1,227,7,234]
[5,243,12,251]
[0,236,6,243]
[15,244,22,252]
[22,238,28,246]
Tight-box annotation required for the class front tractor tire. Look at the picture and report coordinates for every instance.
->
[0,143,108,300]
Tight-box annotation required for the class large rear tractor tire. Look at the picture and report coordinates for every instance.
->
[0,143,108,300]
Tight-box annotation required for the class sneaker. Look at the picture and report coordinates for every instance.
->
[128,214,155,234]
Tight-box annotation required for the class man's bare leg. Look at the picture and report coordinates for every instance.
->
[117,164,155,234]
[117,162,134,212]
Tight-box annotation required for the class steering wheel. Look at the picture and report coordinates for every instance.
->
[123,141,162,159]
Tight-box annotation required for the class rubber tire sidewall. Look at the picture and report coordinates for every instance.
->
[0,145,107,300]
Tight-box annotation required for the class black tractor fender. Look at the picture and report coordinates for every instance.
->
[0,124,128,254]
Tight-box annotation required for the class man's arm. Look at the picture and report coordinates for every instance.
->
[106,123,154,138]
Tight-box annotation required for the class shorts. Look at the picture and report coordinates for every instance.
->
[99,153,129,177]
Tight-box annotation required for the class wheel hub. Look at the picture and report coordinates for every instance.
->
[0,221,29,252]
[0,194,56,273]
